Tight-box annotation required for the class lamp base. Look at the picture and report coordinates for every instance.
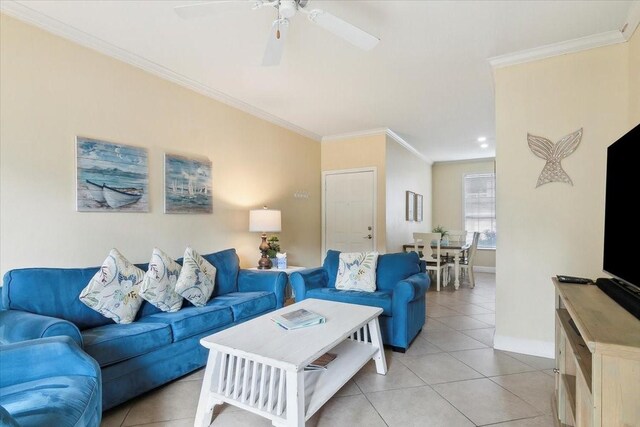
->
[257,233,272,269]
[257,255,273,270]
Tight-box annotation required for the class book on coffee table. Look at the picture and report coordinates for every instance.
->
[271,308,325,330]
[305,352,337,371]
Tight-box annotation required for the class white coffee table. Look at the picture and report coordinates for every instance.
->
[194,299,387,427]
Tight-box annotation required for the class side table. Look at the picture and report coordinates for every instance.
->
[248,266,305,301]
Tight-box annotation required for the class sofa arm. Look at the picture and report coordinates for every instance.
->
[0,336,100,388]
[0,310,82,347]
[238,270,288,308]
[393,273,430,305]
[290,268,328,301]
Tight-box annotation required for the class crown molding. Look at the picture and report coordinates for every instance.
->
[622,1,640,41]
[322,128,431,164]
[0,1,322,142]
[489,30,626,69]
[433,156,495,166]
[321,128,389,142]
[385,129,432,164]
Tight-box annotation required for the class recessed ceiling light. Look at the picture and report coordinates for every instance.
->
[480,143,489,149]
[477,136,487,142]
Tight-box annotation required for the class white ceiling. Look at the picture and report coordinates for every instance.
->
[1,1,635,161]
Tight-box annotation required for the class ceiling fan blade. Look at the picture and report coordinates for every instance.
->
[174,1,252,19]
[262,19,289,67]
[306,9,379,51]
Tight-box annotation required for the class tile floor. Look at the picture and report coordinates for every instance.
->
[102,273,557,427]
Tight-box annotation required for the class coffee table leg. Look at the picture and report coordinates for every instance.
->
[282,370,305,427]
[195,350,223,427]
[368,318,388,375]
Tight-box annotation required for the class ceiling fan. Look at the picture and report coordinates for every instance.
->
[174,0,380,66]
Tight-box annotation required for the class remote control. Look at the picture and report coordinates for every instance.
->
[556,275,593,284]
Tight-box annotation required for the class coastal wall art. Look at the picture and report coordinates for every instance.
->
[164,153,212,214]
[414,193,424,222]
[76,137,149,212]
[527,128,583,188]
[405,191,415,221]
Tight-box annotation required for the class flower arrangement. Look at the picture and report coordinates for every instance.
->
[432,225,449,240]
[266,236,281,259]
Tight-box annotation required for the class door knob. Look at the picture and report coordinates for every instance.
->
[363,234,372,239]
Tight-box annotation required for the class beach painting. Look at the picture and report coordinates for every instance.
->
[164,153,212,214]
[76,137,149,212]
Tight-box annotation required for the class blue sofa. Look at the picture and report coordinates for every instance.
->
[0,336,102,427]
[0,248,287,413]
[290,250,429,351]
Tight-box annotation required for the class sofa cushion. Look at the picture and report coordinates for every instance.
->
[0,375,100,427]
[322,250,341,288]
[140,248,183,313]
[210,292,276,322]
[82,322,172,366]
[138,304,233,342]
[79,249,145,324]
[336,252,379,292]
[202,248,240,296]
[375,252,421,291]
[1,268,112,330]
[305,288,393,316]
[175,247,216,307]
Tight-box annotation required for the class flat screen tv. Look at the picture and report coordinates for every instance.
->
[603,123,640,289]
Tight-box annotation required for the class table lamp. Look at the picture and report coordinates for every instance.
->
[249,206,282,269]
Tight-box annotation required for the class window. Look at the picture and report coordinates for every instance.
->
[464,173,496,249]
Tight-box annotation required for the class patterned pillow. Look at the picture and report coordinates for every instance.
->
[79,249,145,324]
[175,247,216,307]
[335,252,379,292]
[139,248,183,312]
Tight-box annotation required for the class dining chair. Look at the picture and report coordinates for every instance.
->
[443,229,467,263]
[413,232,448,292]
[458,231,480,287]
[447,230,468,245]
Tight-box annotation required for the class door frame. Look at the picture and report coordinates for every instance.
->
[321,167,378,258]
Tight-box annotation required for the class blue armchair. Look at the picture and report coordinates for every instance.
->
[0,336,102,427]
[290,250,430,351]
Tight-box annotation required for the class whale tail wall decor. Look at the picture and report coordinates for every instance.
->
[527,128,583,188]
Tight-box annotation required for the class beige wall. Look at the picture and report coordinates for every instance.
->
[630,29,640,125]
[385,136,432,253]
[321,134,387,252]
[432,159,496,268]
[494,38,637,357]
[0,14,321,275]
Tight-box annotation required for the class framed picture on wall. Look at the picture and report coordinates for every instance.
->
[415,193,423,222]
[406,191,415,221]
[164,153,212,214]
[76,136,149,212]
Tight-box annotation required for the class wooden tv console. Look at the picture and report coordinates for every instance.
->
[553,278,640,426]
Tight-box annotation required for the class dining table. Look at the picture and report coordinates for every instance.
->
[402,241,471,290]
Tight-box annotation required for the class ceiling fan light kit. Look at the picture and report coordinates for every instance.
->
[175,0,380,66]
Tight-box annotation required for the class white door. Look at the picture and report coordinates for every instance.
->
[324,169,375,253]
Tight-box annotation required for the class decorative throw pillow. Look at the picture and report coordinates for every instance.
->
[79,249,145,324]
[139,248,183,312]
[175,247,216,307]
[335,252,379,292]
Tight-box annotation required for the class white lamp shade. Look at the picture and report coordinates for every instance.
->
[249,209,281,233]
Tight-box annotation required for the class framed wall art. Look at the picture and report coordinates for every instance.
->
[415,193,424,222]
[406,191,415,221]
[164,153,212,214]
[76,136,149,212]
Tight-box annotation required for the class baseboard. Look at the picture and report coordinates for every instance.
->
[473,266,496,273]
[494,334,555,359]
